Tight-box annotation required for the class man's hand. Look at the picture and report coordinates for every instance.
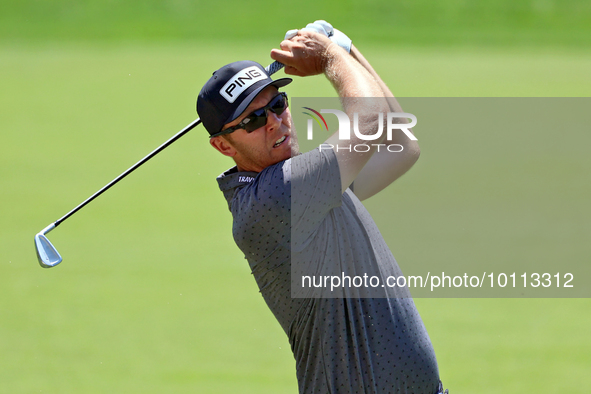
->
[285,20,352,53]
[270,31,340,77]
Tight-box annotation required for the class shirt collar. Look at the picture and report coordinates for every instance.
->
[216,166,259,193]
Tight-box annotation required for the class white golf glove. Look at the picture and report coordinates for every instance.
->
[284,20,352,53]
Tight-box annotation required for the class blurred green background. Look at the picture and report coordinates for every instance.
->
[1,1,590,393]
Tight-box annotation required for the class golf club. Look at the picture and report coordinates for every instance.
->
[34,61,285,268]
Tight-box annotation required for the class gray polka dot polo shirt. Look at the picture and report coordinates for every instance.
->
[217,147,440,394]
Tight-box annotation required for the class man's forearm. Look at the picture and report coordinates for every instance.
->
[348,45,418,151]
[324,44,385,100]
[349,45,403,113]
[341,44,421,201]
[323,43,393,148]
[270,31,395,193]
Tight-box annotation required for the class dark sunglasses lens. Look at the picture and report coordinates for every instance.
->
[243,94,287,132]
[242,110,267,132]
[270,94,287,114]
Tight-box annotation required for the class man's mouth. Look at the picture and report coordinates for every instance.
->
[273,135,287,148]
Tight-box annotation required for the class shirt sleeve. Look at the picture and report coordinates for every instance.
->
[286,145,343,250]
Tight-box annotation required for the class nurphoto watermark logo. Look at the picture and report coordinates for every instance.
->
[302,107,417,153]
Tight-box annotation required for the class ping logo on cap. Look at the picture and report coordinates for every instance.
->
[219,66,267,103]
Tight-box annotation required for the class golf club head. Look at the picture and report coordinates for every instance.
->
[35,224,62,268]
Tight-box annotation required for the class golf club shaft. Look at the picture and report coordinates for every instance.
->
[51,61,285,229]
[54,118,200,227]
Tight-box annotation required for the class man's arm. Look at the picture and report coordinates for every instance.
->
[347,45,421,201]
[271,32,391,194]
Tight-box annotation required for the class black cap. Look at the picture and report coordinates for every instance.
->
[197,60,292,137]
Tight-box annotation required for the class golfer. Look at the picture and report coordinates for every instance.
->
[197,21,448,394]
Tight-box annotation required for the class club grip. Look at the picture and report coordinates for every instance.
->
[265,61,285,76]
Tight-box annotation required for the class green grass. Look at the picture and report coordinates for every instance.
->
[1,43,590,393]
[1,0,590,47]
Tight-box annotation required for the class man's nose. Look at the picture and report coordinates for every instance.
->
[265,110,282,130]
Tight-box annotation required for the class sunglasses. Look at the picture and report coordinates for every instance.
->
[215,92,288,137]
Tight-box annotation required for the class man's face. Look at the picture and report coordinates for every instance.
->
[212,86,299,172]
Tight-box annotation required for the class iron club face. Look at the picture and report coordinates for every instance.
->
[34,224,62,268]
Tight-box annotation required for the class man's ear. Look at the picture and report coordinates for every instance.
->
[209,135,237,157]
